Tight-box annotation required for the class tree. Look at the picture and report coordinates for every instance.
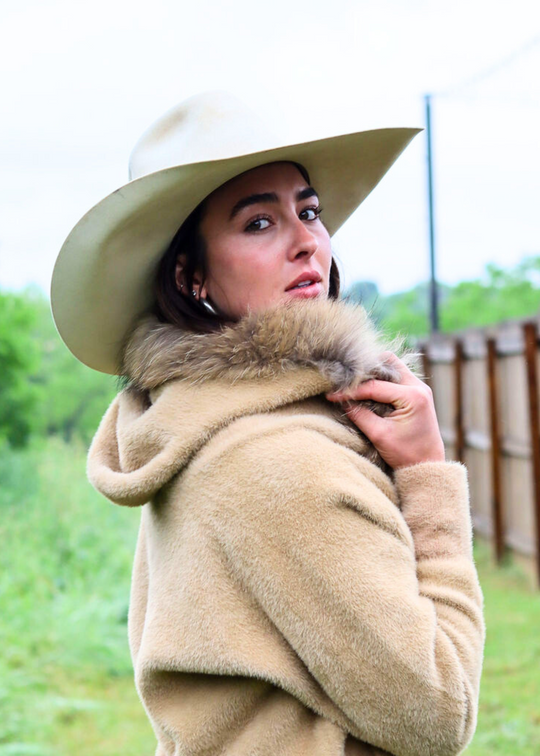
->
[0,287,118,447]
[441,257,540,332]
[345,254,540,342]
[344,281,382,320]
[0,290,40,446]
[28,292,118,443]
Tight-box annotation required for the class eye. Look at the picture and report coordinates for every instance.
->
[244,215,272,232]
[299,205,323,221]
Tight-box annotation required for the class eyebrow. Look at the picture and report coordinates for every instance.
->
[228,186,319,221]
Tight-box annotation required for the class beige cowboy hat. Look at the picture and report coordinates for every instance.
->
[50,90,421,375]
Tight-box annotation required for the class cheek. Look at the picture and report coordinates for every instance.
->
[205,241,278,303]
[211,239,281,286]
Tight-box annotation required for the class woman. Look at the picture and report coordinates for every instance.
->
[51,91,485,756]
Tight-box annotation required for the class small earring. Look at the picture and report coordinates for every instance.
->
[192,290,197,297]
[179,283,184,290]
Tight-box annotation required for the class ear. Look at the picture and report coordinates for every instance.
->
[174,254,188,292]
[175,254,208,299]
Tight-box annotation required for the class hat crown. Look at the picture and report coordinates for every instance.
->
[128,90,280,180]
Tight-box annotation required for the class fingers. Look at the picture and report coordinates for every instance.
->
[327,377,406,407]
[378,351,424,387]
[326,351,425,404]
[342,400,386,441]
[324,351,441,469]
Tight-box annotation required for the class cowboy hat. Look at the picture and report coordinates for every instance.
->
[50,90,421,375]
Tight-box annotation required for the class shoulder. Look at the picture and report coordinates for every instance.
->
[193,410,395,498]
[188,412,413,549]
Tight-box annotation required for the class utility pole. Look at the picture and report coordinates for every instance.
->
[425,93,439,333]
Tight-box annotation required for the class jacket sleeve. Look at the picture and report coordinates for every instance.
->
[207,425,485,756]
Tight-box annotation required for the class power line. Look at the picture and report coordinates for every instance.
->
[437,34,540,97]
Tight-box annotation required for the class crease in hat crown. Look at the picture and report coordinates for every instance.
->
[129,90,282,181]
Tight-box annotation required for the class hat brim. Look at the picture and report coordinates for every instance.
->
[51,126,421,374]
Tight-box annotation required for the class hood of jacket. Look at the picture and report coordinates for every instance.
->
[87,297,420,507]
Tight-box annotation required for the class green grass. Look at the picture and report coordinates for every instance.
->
[0,436,155,754]
[1,437,539,754]
[466,538,540,755]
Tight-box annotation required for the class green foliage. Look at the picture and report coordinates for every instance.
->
[441,258,540,333]
[345,280,381,315]
[0,437,152,752]
[368,281,451,339]
[27,293,117,443]
[0,287,117,448]
[0,290,40,446]
[345,254,540,342]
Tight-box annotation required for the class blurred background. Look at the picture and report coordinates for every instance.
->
[1,0,539,753]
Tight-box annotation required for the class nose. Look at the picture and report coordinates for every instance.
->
[288,215,318,261]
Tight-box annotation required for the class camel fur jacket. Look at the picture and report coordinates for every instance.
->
[87,297,485,756]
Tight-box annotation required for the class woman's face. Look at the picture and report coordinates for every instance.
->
[176,161,333,319]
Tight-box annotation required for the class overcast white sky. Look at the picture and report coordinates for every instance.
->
[1,0,539,297]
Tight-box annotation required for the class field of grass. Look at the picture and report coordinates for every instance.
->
[1,437,539,755]
[467,538,540,755]
[0,436,155,755]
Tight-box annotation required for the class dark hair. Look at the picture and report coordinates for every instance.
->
[153,161,341,332]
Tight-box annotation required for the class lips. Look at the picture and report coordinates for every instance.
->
[285,270,323,291]
[286,281,324,298]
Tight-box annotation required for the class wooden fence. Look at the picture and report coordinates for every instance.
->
[414,316,540,589]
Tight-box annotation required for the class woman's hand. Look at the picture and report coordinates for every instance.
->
[325,351,446,470]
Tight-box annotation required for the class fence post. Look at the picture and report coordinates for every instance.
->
[522,322,540,588]
[486,337,506,565]
[453,340,465,464]
[421,347,432,390]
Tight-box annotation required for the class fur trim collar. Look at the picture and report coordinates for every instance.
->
[122,297,419,392]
